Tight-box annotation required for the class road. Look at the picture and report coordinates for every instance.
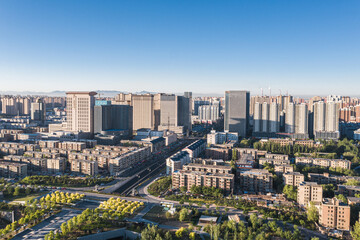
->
[12,209,82,240]
[102,139,194,195]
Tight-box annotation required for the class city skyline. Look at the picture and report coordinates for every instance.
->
[1,1,360,95]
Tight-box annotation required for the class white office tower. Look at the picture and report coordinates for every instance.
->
[295,103,308,135]
[254,102,262,132]
[261,102,269,132]
[66,92,97,133]
[285,103,295,133]
[269,103,279,133]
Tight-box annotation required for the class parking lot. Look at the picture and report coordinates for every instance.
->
[12,209,82,240]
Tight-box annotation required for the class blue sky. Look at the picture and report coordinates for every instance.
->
[0,0,359,96]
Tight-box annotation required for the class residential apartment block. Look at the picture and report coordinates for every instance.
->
[166,151,190,175]
[183,139,206,158]
[70,159,98,176]
[172,170,234,193]
[259,158,290,166]
[108,147,151,176]
[274,164,294,174]
[0,161,27,178]
[297,182,323,206]
[319,198,350,231]
[283,172,305,186]
[295,157,351,170]
[239,169,273,193]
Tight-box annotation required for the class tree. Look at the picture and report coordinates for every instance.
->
[175,227,187,238]
[322,184,335,198]
[25,188,32,195]
[282,185,297,201]
[141,224,159,240]
[60,222,68,235]
[336,194,348,204]
[179,208,189,222]
[307,202,319,222]
[14,187,21,197]
[351,221,360,240]
[164,231,173,240]
[345,179,360,186]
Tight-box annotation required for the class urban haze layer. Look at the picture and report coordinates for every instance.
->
[0,91,359,240]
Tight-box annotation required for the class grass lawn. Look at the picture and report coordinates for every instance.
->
[8,191,49,203]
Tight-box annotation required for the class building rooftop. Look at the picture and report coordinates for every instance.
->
[299,181,321,187]
[0,161,27,167]
[240,169,271,175]
[283,171,303,176]
[186,139,206,151]
[169,151,189,161]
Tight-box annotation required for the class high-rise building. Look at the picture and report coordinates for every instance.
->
[198,105,220,122]
[261,102,269,132]
[285,103,309,138]
[269,103,279,133]
[131,94,160,131]
[115,92,191,134]
[313,101,340,139]
[94,103,132,134]
[30,99,46,124]
[158,93,192,134]
[253,102,279,135]
[224,90,250,137]
[285,103,295,133]
[295,103,308,135]
[66,91,97,133]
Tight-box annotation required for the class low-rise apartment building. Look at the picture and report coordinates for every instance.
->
[59,141,86,151]
[297,182,323,206]
[172,170,234,193]
[3,155,66,173]
[71,159,98,176]
[265,153,289,160]
[0,161,27,178]
[24,151,61,159]
[182,160,232,174]
[0,142,40,151]
[183,139,206,158]
[319,198,351,231]
[338,185,360,197]
[108,147,151,175]
[0,147,24,156]
[274,164,294,174]
[47,158,66,173]
[234,148,267,160]
[205,148,230,161]
[259,158,290,166]
[283,172,304,186]
[295,157,351,170]
[239,169,273,193]
[166,151,190,175]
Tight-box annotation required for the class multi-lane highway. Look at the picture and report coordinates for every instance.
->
[107,139,194,195]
